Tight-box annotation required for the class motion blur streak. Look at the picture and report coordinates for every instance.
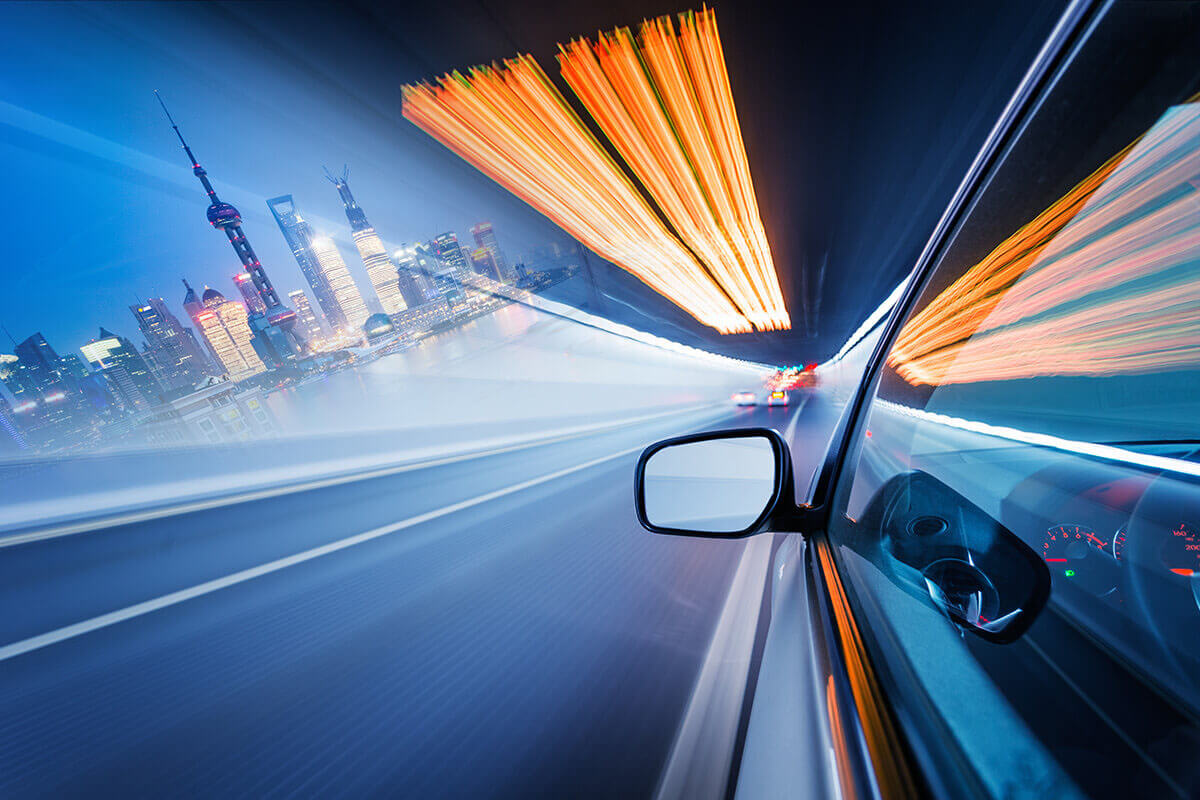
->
[401,7,791,335]
[401,57,749,333]
[889,100,1200,385]
[558,8,789,332]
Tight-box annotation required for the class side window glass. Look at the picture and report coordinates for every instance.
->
[827,5,1200,798]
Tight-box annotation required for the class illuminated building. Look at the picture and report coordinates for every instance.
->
[393,245,442,308]
[393,299,455,335]
[130,298,212,391]
[233,272,267,315]
[8,333,97,451]
[268,194,347,332]
[470,223,511,282]
[401,8,790,333]
[326,166,407,315]
[157,93,302,366]
[137,377,276,446]
[287,290,324,341]
[184,284,266,382]
[470,246,502,282]
[80,327,162,408]
[433,232,472,277]
[310,236,370,334]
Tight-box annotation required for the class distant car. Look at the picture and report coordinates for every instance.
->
[733,391,757,406]
[767,390,789,406]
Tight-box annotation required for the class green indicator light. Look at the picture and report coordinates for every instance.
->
[1064,569,1076,577]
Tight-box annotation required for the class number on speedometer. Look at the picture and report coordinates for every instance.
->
[1163,522,1200,577]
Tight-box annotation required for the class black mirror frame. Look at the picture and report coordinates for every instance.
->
[634,427,797,538]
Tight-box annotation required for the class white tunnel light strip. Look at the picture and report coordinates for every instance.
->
[876,399,1200,480]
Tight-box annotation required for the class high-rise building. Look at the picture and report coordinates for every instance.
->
[471,222,511,282]
[13,332,70,395]
[267,194,346,332]
[415,242,465,306]
[130,298,212,391]
[184,283,266,381]
[9,333,97,451]
[310,237,370,334]
[80,327,163,408]
[325,167,407,316]
[233,272,267,315]
[433,232,472,278]
[393,245,441,309]
[158,93,302,367]
[470,246,503,282]
[287,290,323,341]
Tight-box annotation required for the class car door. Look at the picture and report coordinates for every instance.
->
[816,0,1200,796]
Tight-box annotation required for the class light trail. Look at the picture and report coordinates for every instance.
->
[403,57,748,333]
[558,9,789,330]
[888,101,1200,385]
[401,8,789,334]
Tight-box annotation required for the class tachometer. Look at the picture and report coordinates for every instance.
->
[1042,524,1114,594]
[1112,525,1126,561]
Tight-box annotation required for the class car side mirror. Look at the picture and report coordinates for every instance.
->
[635,428,794,537]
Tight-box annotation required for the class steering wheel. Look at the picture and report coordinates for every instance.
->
[1124,473,1200,691]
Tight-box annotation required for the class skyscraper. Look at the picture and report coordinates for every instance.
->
[80,327,163,408]
[184,283,266,381]
[470,246,503,282]
[310,237,370,334]
[157,93,302,367]
[325,166,406,316]
[233,272,267,315]
[267,194,347,332]
[130,298,212,391]
[471,222,511,282]
[393,245,441,308]
[433,232,472,278]
[287,290,323,340]
[9,333,96,451]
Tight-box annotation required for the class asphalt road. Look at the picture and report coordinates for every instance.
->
[0,392,842,798]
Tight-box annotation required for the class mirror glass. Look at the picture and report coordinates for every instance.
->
[642,435,777,533]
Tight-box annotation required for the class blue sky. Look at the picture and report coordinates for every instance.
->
[0,2,571,354]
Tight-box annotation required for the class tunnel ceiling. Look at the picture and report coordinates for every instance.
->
[244,0,1066,366]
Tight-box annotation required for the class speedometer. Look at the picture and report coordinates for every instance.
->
[1162,522,1200,577]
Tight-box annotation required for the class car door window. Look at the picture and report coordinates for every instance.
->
[826,3,1200,798]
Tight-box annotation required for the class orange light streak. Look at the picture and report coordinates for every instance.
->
[888,101,1200,385]
[403,57,749,333]
[401,8,789,334]
[559,9,789,331]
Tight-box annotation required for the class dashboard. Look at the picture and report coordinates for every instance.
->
[1000,456,1200,708]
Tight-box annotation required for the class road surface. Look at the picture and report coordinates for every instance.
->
[0,394,842,797]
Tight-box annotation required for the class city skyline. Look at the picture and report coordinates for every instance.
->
[0,3,577,357]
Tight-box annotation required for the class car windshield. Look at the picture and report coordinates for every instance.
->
[828,3,1200,797]
[0,0,1066,797]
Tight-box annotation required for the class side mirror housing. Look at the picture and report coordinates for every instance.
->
[635,428,795,537]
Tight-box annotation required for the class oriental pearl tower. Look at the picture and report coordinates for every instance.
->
[156,91,304,366]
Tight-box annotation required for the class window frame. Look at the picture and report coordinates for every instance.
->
[801,1,1111,797]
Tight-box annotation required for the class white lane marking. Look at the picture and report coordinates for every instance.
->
[783,394,810,445]
[0,444,644,664]
[0,403,724,550]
